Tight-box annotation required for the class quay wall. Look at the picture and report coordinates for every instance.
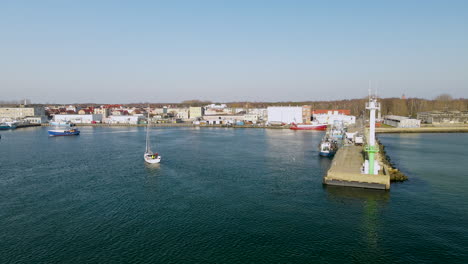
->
[376,126,468,133]
[16,124,41,129]
[324,145,390,190]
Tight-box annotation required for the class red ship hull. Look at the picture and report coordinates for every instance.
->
[290,123,327,131]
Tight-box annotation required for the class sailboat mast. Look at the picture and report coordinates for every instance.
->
[146,107,151,153]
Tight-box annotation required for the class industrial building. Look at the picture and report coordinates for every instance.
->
[383,115,421,128]
[54,114,103,124]
[417,111,468,124]
[267,107,302,124]
[203,114,244,125]
[105,115,142,124]
[312,109,355,125]
[0,106,46,123]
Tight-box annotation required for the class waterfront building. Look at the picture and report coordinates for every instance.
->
[0,106,45,119]
[24,116,48,124]
[204,104,231,115]
[302,105,312,123]
[94,107,110,118]
[267,106,302,124]
[312,109,356,125]
[383,115,421,128]
[417,111,468,124]
[189,107,204,119]
[0,106,47,123]
[203,114,244,125]
[53,114,103,124]
[105,115,142,124]
[243,114,260,124]
[248,108,268,121]
[168,108,190,120]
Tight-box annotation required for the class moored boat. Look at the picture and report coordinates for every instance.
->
[319,139,338,157]
[0,122,18,130]
[290,122,327,130]
[48,128,80,136]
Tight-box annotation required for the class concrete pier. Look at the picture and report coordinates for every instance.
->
[376,126,468,133]
[323,144,390,190]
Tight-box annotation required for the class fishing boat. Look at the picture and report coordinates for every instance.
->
[319,139,338,157]
[144,111,161,164]
[290,121,327,130]
[48,128,80,136]
[0,122,17,130]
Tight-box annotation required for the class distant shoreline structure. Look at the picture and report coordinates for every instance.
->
[39,123,468,133]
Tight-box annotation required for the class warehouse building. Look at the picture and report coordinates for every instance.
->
[417,111,468,124]
[54,114,103,124]
[203,114,244,125]
[267,107,302,124]
[105,115,142,124]
[383,115,421,128]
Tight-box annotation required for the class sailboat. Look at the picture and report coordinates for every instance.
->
[144,110,161,164]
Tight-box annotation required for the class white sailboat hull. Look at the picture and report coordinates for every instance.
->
[144,154,161,164]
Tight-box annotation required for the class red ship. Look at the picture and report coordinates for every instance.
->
[290,122,327,131]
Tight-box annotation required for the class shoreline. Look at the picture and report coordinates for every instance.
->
[376,126,468,133]
[38,123,468,133]
[41,123,291,129]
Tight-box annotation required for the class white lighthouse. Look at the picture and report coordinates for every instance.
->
[363,94,380,175]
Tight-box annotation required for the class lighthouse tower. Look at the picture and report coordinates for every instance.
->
[364,95,380,175]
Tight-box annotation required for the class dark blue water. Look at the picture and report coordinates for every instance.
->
[0,127,467,263]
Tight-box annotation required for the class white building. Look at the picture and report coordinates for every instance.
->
[65,105,77,112]
[203,114,244,125]
[204,104,232,115]
[106,115,142,125]
[205,104,227,109]
[267,107,302,124]
[384,115,421,128]
[24,116,48,124]
[168,108,190,120]
[314,114,356,125]
[189,107,204,119]
[54,114,103,124]
[94,107,110,118]
[248,108,267,121]
[243,114,259,123]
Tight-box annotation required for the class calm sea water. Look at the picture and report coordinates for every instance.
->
[0,127,466,263]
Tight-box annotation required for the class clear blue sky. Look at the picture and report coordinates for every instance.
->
[1,0,467,103]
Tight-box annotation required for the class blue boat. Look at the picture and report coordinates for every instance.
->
[319,140,337,157]
[48,128,80,136]
[0,122,18,130]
